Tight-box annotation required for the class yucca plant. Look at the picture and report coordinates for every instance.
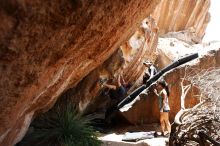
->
[20,104,102,146]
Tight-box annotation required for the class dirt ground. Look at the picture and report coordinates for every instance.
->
[99,123,169,146]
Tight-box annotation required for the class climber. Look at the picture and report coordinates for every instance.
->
[102,73,129,101]
[143,61,158,84]
[100,73,131,123]
[154,80,171,137]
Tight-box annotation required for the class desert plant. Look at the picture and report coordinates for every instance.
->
[20,104,102,146]
[170,68,220,146]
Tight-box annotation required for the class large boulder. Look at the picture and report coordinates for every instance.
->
[0,0,160,145]
[0,0,214,145]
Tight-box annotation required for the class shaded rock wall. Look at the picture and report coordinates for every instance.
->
[152,0,210,42]
[73,17,159,115]
[0,0,160,145]
[120,40,220,124]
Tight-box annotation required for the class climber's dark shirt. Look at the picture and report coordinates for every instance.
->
[109,86,126,101]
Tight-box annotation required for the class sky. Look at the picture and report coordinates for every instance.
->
[203,0,220,42]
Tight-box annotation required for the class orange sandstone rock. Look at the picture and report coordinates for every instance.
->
[152,0,210,42]
[0,0,160,145]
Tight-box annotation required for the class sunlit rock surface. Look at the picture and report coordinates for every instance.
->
[0,0,160,145]
[152,0,210,43]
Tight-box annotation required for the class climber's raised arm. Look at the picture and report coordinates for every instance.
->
[103,83,117,90]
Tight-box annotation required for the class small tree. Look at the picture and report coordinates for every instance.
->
[170,67,220,146]
[180,67,192,110]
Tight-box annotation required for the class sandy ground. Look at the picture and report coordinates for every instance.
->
[99,133,168,146]
[98,123,169,146]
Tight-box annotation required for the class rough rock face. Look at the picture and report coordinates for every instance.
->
[68,17,159,114]
[120,40,220,124]
[161,30,202,44]
[0,0,161,145]
[152,0,210,42]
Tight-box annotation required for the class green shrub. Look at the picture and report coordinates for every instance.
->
[21,104,102,146]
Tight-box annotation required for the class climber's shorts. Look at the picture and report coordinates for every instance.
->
[163,109,170,112]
